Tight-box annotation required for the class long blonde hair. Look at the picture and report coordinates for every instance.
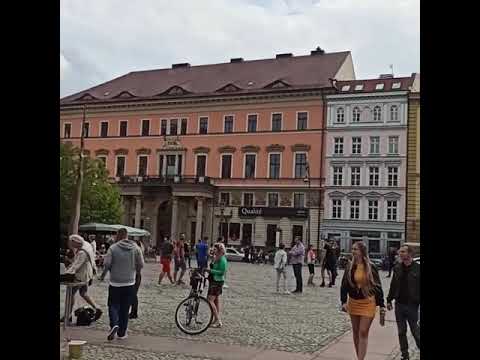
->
[346,241,378,298]
[213,242,226,261]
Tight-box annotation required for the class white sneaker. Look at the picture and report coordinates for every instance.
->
[223,284,229,289]
[284,290,291,295]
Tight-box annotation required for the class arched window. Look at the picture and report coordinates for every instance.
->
[336,107,345,123]
[390,105,399,121]
[352,107,360,122]
[373,106,382,121]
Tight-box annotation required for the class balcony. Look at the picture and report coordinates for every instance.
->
[110,175,212,186]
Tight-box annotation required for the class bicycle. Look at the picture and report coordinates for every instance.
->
[174,268,214,335]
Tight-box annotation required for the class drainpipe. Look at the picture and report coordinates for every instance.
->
[317,91,328,257]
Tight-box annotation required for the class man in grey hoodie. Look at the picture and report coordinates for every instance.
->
[289,236,305,294]
[100,228,144,341]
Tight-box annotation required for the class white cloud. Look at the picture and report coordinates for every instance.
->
[60,53,70,81]
[60,0,419,97]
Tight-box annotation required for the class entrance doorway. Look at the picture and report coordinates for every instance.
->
[266,224,277,248]
[157,200,172,248]
[292,225,303,243]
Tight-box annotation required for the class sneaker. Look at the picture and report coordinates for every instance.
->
[211,321,223,328]
[283,290,291,295]
[107,325,119,341]
[117,332,128,340]
[223,284,229,289]
[94,309,103,321]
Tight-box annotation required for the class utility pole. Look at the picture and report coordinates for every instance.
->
[69,104,87,235]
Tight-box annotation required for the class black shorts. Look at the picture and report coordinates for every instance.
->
[308,264,315,274]
[208,281,224,297]
[72,284,88,297]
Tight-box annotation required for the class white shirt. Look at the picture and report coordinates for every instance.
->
[274,249,287,270]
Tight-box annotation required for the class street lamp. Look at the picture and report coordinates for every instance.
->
[219,200,226,243]
[303,164,311,248]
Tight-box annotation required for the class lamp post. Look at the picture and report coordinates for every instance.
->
[219,200,226,243]
[304,164,311,248]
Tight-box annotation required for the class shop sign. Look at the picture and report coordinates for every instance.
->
[239,207,308,218]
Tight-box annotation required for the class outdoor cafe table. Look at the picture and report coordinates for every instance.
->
[60,281,88,341]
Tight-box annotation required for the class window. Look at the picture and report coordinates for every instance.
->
[375,83,385,90]
[177,154,183,175]
[199,117,208,134]
[341,85,350,91]
[294,153,308,178]
[99,122,108,137]
[269,153,280,179]
[294,193,305,208]
[388,136,399,154]
[243,193,254,207]
[392,82,401,89]
[332,200,342,219]
[247,114,257,132]
[351,167,361,186]
[224,115,234,133]
[166,155,176,176]
[268,193,279,207]
[141,119,150,136]
[229,223,240,242]
[369,240,381,253]
[297,112,308,130]
[161,120,168,135]
[352,137,362,154]
[369,167,379,186]
[336,107,345,123]
[370,136,380,154]
[354,84,364,91]
[390,105,399,122]
[373,106,382,121]
[334,137,344,155]
[83,122,90,138]
[196,155,207,177]
[116,156,125,177]
[138,156,148,176]
[242,223,253,245]
[119,121,128,137]
[333,166,343,186]
[97,156,107,166]
[350,199,360,219]
[221,154,232,179]
[181,118,187,135]
[368,200,379,220]
[170,119,178,135]
[388,167,399,187]
[272,113,282,131]
[158,155,164,176]
[244,154,256,178]
[352,107,360,123]
[64,123,71,138]
[387,200,398,221]
[220,192,230,206]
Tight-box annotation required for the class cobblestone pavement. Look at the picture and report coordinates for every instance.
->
[61,261,397,357]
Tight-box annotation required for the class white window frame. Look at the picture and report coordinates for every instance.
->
[119,120,128,137]
[334,137,344,155]
[242,192,255,207]
[293,192,306,208]
[243,152,257,179]
[97,155,107,167]
[268,152,282,179]
[220,153,233,179]
[115,155,126,177]
[160,119,168,135]
[246,113,258,132]
[223,114,235,133]
[388,136,399,154]
[267,192,280,207]
[137,155,149,176]
[180,117,188,135]
[386,200,398,221]
[350,199,360,220]
[296,111,309,130]
[99,121,109,137]
[352,137,362,155]
[373,106,382,121]
[332,199,342,219]
[390,105,399,122]
[369,166,380,187]
[169,118,179,136]
[352,107,360,123]
[368,200,379,220]
[350,167,361,186]
[387,166,399,187]
[271,112,283,131]
[198,116,209,134]
[333,166,343,186]
[370,136,380,155]
[195,153,208,177]
[219,192,231,206]
[140,119,151,136]
[293,151,308,178]
[336,107,345,123]
[63,122,72,138]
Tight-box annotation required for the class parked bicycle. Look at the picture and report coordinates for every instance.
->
[174,268,214,335]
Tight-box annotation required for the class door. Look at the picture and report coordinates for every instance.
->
[266,224,277,248]
[292,225,303,242]
[241,223,252,246]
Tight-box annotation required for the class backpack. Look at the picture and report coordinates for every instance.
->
[74,306,95,326]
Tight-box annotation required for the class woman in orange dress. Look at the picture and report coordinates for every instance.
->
[340,241,386,360]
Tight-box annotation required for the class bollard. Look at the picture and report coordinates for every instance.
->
[68,340,86,359]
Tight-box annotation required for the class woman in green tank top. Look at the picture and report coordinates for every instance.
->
[207,242,228,328]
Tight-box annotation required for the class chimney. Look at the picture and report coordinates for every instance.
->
[379,74,394,79]
[172,63,190,69]
[230,58,244,63]
[311,47,325,55]
[276,53,293,59]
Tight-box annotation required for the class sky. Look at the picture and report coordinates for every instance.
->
[60,0,420,98]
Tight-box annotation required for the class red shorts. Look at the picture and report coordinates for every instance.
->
[160,257,171,273]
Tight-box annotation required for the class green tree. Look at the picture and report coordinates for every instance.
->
[60,143,123,227]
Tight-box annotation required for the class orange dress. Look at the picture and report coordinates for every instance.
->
[347,263,376,318]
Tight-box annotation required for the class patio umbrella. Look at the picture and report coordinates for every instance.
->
[110,225,151,237]
[79,223,150,237]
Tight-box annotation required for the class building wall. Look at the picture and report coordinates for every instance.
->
[406,93,420,243]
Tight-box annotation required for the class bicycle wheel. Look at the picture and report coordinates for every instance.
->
[175,296,213,335]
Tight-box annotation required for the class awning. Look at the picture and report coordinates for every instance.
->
[79,223,150,237]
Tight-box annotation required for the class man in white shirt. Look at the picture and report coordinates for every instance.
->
[274,243,289,294]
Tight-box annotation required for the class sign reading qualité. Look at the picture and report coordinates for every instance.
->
[239,207,308,218]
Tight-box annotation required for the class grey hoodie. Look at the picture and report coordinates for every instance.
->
[101,239,144,287]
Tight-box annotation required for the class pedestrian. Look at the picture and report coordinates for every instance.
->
[158,237,175,285]
[386,247,398,278]
[288,236,305,294]
[386,244,420,360]
[321,240,337,287]
[196,237,209,270]
[88,234,97,255]
[274,243,289,294]
[306,244,316,286]
[99,228,144,340]
[340,241,386,360]
[174,235,187,285]
[129,239,144,319]
[62,234,102,323]
[184,236,191,268]
[206,242,228,328]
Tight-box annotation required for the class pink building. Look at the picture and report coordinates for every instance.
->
[60,50,355,249]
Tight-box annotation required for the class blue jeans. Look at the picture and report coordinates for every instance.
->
[108,285,135,337]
